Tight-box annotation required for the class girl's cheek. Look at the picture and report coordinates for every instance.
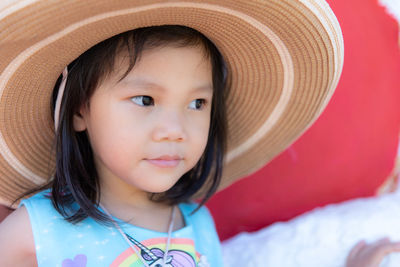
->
[191,116,210,150]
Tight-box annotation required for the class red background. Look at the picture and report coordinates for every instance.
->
[207,0,400,241]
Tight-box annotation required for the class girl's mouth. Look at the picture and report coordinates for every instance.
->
[146,155,182,168]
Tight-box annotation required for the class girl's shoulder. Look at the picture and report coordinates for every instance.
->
[21,189,52,205]
[0,206,36,266]
[20,189,63,220]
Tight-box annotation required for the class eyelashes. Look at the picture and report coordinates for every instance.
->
[130,96,207,110]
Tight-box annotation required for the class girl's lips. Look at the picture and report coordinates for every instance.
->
[146,156,182,168]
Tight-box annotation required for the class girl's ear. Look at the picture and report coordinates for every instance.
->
[73,108,87,132]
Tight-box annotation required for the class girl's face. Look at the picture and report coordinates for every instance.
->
[74,45,213,197]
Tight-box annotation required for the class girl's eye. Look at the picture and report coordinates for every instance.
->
[131,95,154,106]
[188,99,206,110]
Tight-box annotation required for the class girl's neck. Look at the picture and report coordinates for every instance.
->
[96,169,186,232]
[99,189,170,215]
[99,185,185,233]
[100,196,185,233]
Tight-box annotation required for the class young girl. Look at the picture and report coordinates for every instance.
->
[0,1,344,266]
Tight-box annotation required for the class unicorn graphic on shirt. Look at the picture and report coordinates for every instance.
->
[126,234,197,266]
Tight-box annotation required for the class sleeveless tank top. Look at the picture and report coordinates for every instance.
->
[21,190,223,267]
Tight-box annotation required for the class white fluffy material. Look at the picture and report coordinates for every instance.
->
[222,187,400,266]
[380,0,400,24]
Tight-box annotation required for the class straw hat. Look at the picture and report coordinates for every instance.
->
[0,0,344,206]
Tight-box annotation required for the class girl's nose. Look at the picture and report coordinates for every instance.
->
[151,110,187,142]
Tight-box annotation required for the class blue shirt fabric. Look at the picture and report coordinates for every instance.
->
[21,190,223,267]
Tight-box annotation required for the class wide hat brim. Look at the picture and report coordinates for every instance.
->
[0,0,344,206]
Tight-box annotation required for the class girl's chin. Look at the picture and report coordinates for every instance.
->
[133,178,182,193]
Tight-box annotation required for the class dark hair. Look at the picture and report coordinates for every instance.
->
[46,25,228,223]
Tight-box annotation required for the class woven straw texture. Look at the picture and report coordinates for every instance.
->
[0,0,343,206]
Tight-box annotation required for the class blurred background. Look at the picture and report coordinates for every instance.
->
[207,0,400,242]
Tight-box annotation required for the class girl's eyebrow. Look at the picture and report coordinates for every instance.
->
[121,77,213,93]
